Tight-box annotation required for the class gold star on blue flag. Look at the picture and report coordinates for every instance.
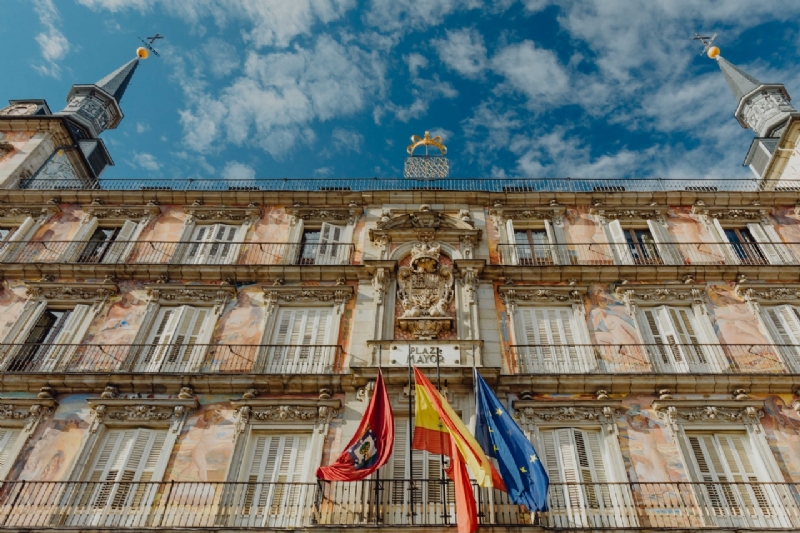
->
[474,370,549,512]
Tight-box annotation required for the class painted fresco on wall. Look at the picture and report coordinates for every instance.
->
[619,398,687,483]
[129,206,184,264]
[772,207,800,260]
[241,206,291,264]
[485,211,502,265]
[15,394,91,481]
[762,394,800,482]
[586,285,649,371]
[166,399,235,482]
[0,280,31,341]
[666,208,725,264]
[30,205,86,260]
[213,285,264,347]
[0,131,34,168]
[564,208,611,264]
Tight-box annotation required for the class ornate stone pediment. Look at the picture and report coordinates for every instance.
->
[285,205,362,225]
[0,204,60,220]
[736,283,800,304]
[370,205,481,245]
[396,242,454,339]
[262,284,354,314]
[513,400,620,433]
[489,205,565,222]
[652,399,764,428]
[88,393,198,434]
[498,284,585,311]
[183,204,261,223]
[146,283,237,305]
[27,281,119,303]
[589,205,668,221]
[614,283,705,314]
[0,396,56,434]
[231,397,341,436]
[83,203,160,223]
[691,203,769,221]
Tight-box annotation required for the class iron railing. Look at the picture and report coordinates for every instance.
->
[497,242,800,266]
[15,177,800,192]
[0,343,343,374]
[0,240,355,266]
[509,344,796,375]
[1,480,799,529]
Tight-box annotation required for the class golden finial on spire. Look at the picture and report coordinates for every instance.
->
[407,131,447,156]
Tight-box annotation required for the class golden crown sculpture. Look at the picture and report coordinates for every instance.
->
[404,131,449,179]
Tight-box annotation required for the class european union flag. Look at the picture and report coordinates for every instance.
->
[474,370,549,512]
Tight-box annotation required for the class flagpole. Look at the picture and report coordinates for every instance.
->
[474,344,496,525]
[407,347,414,526]
[436,345,449,525]
[374,345,382,525]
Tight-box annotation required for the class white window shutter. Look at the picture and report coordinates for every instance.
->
[646,219,682,265]
[183,225,212,264]
[504,219,519,265]
[40,304,93,372]
[8,217,35,243]
[761,305,800,372]
[605,220,634,265]
[139,307,184,372]
[710,218,739,264]
[163,306,213,371]
[545,219,569,265]
[0,428,22,474]
[517,308,585,372]
[63,217,99,262]
[269,308,332,373]
[101,220,139,264]
[761,223,797,264]
[207,224,239,265]
[747,223,784,265]
[315,223,344,265]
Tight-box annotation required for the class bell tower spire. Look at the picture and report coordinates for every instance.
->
[56,48,148,140]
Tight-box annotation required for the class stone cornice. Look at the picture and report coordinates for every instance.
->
[26,281,119,303]
[285,205,362,225]
[231,397,341,435]
[652,398,764,427]
[145,283,237,305]
[0,396,56,433]
[87,393,198,433]
[370,207,482,245]
[614,283,706,314]
[589,205,668,221]
[735,283,800,304]
[513,399,621,432]
[691,203,770,221]
[0,204,60,220]
[261,284,354,306]
[183,204,261,223]
[498,284,586,308]
[489,205,565,221]
[82,203,160,222]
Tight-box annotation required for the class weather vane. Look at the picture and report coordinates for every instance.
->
[692,33,720,58]
[137,34,164,58]
[404,131,449,179]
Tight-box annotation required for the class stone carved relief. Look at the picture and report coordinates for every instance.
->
[231,399,341,436]
[263,286,354,314]
[286,205,362,225]
[0,398,55,434]
[615,284,705,315]
[655,404,764,429]
[498,285,584,313]
[183,204,261,223]
[736,284,800,303]
[146,284,236,305]
[27,282,119,302]
[396,242,454,339]
[88,396,197,434]
[515,404,618,433]
[0,206,59,219]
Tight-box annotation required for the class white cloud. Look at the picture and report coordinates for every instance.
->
[492,40,570,108]
[313,166,334,177]
[332,128,364,153]
[221,161,256,180]
[203,38,240,78]
[363,0,481,34]
[76,0,355,48]
[32,0,69,78]
[405,53,428,77]
[132,152,163,172]
[177,35,385,158]
[433,28,487,78]
[136,123,150,134]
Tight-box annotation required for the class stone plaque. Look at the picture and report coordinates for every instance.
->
[389,344,461,366]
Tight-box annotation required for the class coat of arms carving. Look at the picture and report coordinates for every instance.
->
[396,242,454,339]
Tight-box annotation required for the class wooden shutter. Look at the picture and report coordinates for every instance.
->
[504,219,519,265]
[40,304,93,372]
[164,307,213,371]
[761,305,800,371]
[646,219,682,265]
[207,224,239,264]
[762,224,797,264]
[518,308,580,371]
[314,223,344,265]
[139,307,182,372]
[0,428,22,474]
[545,219,569,265]
[640,306,708,372]
[269,308,332,373]
[183,225,211,263]
[747,223,784,265]
[0,216,35,261]
[101,221,139,264]
[605,220,634,265]
[710,218,739,264]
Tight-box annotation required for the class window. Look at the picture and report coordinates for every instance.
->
[685,432,776,528]
[707,218,796,266]
[515,307,593,373]
[182,224,241,265]
[0,428,22,477]
[502,218,567,266]
[297,223,347,265]
[602,219,681,266]
[3,304,93,372]
[514,229,553,265]
[638,306,718,373]
[76,220,140,264]
[266,308,334,373]
[133,306,216,373]
[759,305,800,372]
[0,216,42,262]
[725,228,767,265]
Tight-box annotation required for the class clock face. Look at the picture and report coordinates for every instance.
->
[0,103,38,116]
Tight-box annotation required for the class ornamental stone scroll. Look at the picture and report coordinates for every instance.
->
[230,397,342,438]
[513,400,620,435]
[87,396,198,434]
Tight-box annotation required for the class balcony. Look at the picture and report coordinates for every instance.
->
[1,480,798,530]
[509,344,792,375]
[1,241,356,266]
[0,343,343,375]
[497,242,799,266]
[15,176,800,192]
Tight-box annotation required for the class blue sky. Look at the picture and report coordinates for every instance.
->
[2,0,800,180]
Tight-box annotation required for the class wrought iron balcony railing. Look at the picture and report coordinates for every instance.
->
[509,344,796,375]
[497,242,799,266]
[0,240,355,266]
[0,343,343,375]
[1,480,799,530]
[16,176,800,192]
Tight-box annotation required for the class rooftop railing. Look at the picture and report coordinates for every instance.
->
[15,177,800,192]
[1,240,355,266]
[509,344,796,375]
[2,480,798,530]
[498,242,800,266]
[0,343,343,375]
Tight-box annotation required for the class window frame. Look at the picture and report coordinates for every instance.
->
[171,205,260,266]
[64,205,159,264]
[593,209,681,266]
[492,208,567,266]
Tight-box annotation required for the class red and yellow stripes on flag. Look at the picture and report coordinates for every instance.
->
[411,367,504,490]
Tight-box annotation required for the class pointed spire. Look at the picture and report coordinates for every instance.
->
[95,57,140,104]
[716,56,763,103]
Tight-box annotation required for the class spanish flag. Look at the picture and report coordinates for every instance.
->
[412,368,505,533]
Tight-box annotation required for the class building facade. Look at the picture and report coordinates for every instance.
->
[1,51,800,532]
